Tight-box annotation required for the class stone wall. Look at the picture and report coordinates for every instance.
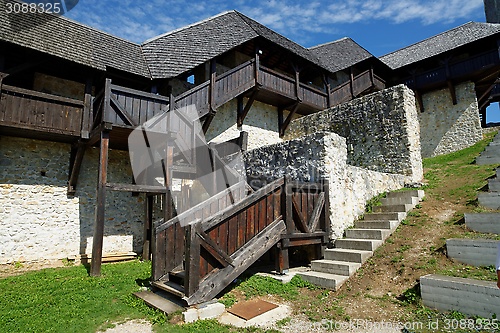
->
[243,132,407,239]
[0,136,144,264]
[285,85,423,182]
[418,81,483,157]
[205,99,299,151]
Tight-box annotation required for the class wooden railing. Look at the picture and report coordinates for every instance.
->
[329,69,385,108]
[151,176,329,305]
[0,84,85,136]
[403,49,500,90]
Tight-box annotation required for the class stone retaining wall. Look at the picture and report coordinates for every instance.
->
[284,84,423,182]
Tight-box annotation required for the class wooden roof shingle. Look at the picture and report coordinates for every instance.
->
[0,0,150,78]
[309,37,374,73]
[381,22,500,70]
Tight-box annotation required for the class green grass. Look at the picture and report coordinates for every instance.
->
[0,260,157,333]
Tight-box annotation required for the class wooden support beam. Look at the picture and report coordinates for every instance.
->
[295,69,301,100]
[90,130,110,277]
[202,111,216,134]
[237,88,259,127]
[292,196,310,233]
[275,243,289,274]
[238,131,248,151]
[308,192,325,233]
[322,74,332,108]
[169,93,175,112]
[105,183,169,193]
[88,122,113,146]
[255,47,260,85]
[447,80,457,105]
[110,94,137,126]
[196,229,234,268]
[67,142,86,194]
[349,68,355,98]
[209,59,216,112]
[414,90,424,112]
[143,196,153,261]
[184,223,201,297]
[279,102,299,137]
[81,78,93,139]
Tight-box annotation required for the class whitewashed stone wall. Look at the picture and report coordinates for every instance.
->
[418,81,483,157]
[0,136,144,264]
[205,99,299,150]
[285,85,423,182]
[243,132,407,240]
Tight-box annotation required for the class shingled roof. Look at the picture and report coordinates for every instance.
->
[0,0,150,78]
[309,37,374,73]
[141,11,327,79]
[381,22,500,70]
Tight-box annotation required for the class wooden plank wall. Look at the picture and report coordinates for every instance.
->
[0,85,83,136]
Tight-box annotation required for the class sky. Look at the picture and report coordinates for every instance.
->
[64,0,487,57]
[62,0,500,122]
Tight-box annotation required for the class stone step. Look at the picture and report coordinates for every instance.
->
[488,179,500,192]
[380,196,419,207]
[335,238,382,251]
[373,204,413,213]
[310,259,361,276]
[464,213,500,234]
[386,190,424,200]
[133,290,184,314]
[324,248,372,263]
[421,274,500,319]
[297,271,349,291]
[345,228,391,241]
[478,192,500,209]
[354,220,399,230]
[496,167,500,178]
[476,156,500,165]
[446,238,498,267]
[363,212,406,222]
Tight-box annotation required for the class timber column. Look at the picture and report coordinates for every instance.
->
[90,129,110,276]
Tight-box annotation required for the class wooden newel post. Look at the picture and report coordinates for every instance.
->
[90,129,110,276]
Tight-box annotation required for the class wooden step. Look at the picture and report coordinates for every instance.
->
[151,280,186,298]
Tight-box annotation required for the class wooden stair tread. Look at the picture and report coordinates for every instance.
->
[152,280,185,298]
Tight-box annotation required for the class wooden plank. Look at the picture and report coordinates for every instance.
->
[292,196,310,233]
[110,94,137,126]
[90,130,109,277]
[197,229,233,267]
[258,197,266,233]
[110,83,170,102]
[106,183,168,193]
[201,177,284,232]
[228,215,238,255]
[237,204,246,251]
[184,224,200,297]
[246,202,255,241]
[185,218,285,305]
[143,196,153,261]
[2,84,83,106]
[308,192,325,233]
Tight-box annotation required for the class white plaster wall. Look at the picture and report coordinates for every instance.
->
[205,99,300,150]
[419,81,483,157]
[0,136,144,264]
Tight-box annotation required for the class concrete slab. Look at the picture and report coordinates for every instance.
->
[446,238,499,267]
[465,212,500,234]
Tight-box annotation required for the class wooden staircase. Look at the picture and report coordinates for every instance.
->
[298,190,424,290]
[149,177,329,306]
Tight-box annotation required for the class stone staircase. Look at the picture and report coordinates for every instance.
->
[298,190,424,290]
[475,131,500,165]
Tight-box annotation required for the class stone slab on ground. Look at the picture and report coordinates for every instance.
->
[446,238,498,267]
[219,303,291,328]
[101,319,152,333]
[464,213,500,234]
[183,302,225,323]
[421,274,500,319]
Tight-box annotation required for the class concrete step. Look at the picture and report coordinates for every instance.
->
[476,156,500,165]
[297,271,349,291]
[446,238,498,267]
[354,220,399,230]
[345,228,391,241]
[464,213,500,234]
[310,259,361,276]
[335,238,382,251]
[497,167,500,178]
[478,192,500,209]
[421,274,500,319]
[488,179,500,192]
[373,204,413,213]
[363,212,406,222]
[380,196,419,207]
[386,190,424,200]
[324,248,372,263]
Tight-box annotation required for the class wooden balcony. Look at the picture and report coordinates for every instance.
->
[0,84,87,141]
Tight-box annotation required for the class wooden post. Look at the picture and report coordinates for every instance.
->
[254,47,260,85]
[142,195,153,261]
[184,223,201,297]
[294,69,300,100]
[275,243,289,274]
[90,130,110,276]
[209,59,216,112]
[81,78,93,139]
[323,74,331,108]
[349,68,354,99]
